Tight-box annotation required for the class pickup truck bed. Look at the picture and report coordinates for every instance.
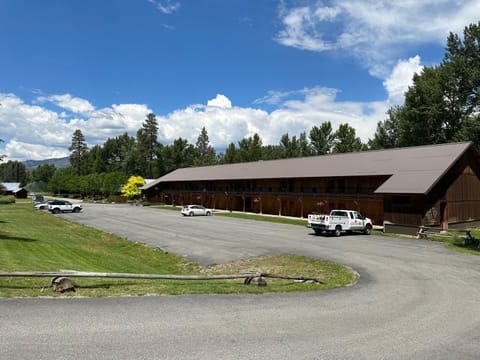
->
[308,210,372,236]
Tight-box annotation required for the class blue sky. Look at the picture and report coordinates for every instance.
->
[1,0,479,161]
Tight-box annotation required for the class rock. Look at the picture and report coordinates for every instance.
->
[244,276,267,286]
[51,277,76,293]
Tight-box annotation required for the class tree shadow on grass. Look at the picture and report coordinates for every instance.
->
[0,233,37,242]
[75,284,111,289]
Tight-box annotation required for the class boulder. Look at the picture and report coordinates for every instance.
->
[51,277,76,293]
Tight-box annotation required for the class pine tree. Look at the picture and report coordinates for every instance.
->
[69,129,89,176]
[136,113,159,178]
[194,127,216,166]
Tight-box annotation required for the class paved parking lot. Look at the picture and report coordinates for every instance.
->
[2,203,480,359]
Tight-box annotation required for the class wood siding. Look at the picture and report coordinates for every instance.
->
[445,166,480,224]
[145,176,386,224]
[142,151,480,228]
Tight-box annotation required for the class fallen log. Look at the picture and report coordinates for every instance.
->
[0,271,325,284]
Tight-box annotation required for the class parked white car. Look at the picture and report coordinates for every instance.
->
[34,200,54,210]
[181,205,213,216]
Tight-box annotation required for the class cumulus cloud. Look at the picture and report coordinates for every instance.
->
[383,56,423,105]
[0,51,419,164]
[207,94,232,108]
[275,0,480,77]
[0,93,151,161]
[5,140,69,161]
[156,89,386,150]
[0,86,393,162]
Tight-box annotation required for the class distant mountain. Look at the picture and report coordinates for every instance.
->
[23,157,70,169]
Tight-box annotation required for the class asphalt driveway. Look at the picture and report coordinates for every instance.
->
[1,203,480,359]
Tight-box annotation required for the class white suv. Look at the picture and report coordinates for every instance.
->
[48,200,82,214]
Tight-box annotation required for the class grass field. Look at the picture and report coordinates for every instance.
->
[0,201,357,297]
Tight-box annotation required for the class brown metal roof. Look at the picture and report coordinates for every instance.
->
[143,142,476,195]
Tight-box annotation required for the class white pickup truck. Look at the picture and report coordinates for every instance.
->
[307,210,373,236]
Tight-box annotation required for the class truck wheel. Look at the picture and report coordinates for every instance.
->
[364,224,372,235]
[314,229,322,235]
[334,226,342,237]
[73,207,80,213]
[53,208,60,214]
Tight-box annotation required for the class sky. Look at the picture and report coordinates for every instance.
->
[1,0,480,162]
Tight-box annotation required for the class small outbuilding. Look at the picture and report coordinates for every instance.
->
[142,142,480,234]
[1,182,28,199]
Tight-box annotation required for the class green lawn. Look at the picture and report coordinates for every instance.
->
[0,202,357,297]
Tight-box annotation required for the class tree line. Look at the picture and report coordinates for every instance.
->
[1,22,480,198]
[0,118,368,197]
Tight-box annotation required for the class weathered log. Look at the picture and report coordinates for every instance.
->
[0,271,260,280]
[0,271,325,284]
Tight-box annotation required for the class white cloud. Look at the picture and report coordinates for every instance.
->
[5,140,68,161]
[148,0,180,14]
[207,94,232,108]
[384,56,423,105]
[0,86,392,162]
[1,55,412,163]
[0,93,151,161]
[154,89,387,150]
[275,0,480,77]
[276,5,333,51]
[36,94,95,114]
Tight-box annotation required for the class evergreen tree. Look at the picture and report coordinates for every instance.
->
[332,124,364,153]
[162,138,196,173]
[194,127,216,166]
[279,133,295,158]
[223,142,238,163]
[237,133,263,162]
[309,122,334,155]
[69,129,89,176]
[298,132,312,157]
[136,113,159,178]
[100,133,137,175]
[0,160,27,184]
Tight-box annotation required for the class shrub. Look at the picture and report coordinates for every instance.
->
[0,196,15,204]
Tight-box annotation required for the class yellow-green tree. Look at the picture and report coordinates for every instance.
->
[121,176,145,200]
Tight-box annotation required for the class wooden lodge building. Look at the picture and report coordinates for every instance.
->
[141,142,480,233]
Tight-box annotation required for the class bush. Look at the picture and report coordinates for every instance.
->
[0,196,15,204]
